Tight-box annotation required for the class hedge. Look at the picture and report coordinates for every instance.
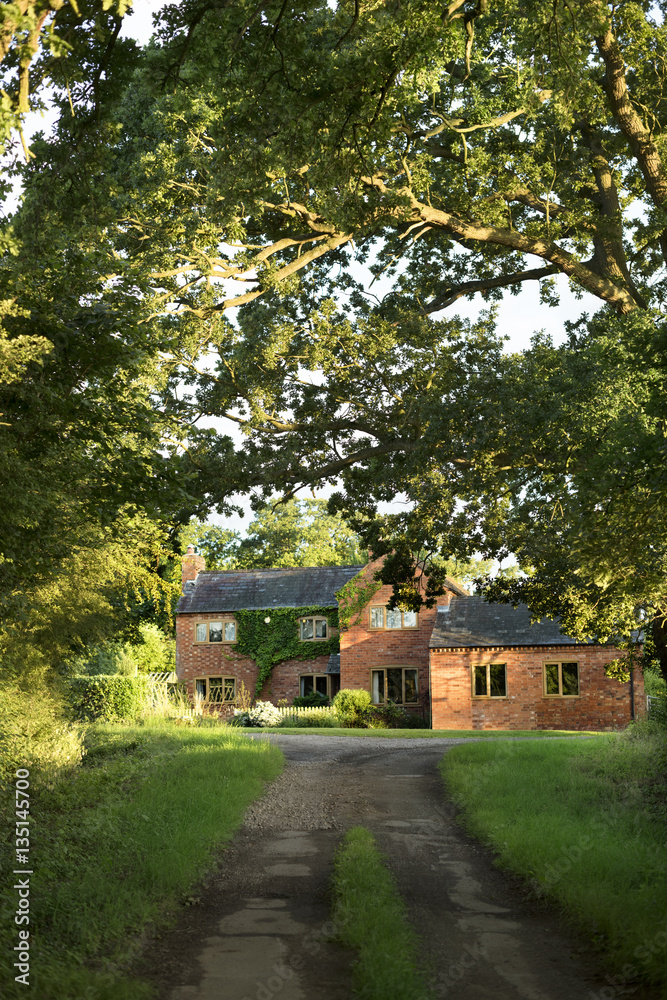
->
[68,675,151,722]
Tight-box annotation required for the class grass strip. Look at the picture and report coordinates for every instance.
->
[1,718,283,1000]
[331,826,434,1000]
[262,727,597,738]
[440,728,667,990]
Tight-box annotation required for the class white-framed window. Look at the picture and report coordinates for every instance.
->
[472,663,507,698]
[299,617,328,640]
[194,620,236,643]
[195,676,236,703]
[544,661,579,697]
[371,667,419,705]
[369,607,418,630]
[299,674,331,698]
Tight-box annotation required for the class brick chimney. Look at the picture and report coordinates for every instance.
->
[181,545,205,591]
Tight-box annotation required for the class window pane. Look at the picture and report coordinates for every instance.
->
[545,663,560,695]
[208,678,223,702]
[387,668,403,702]
[195,623,207,642]
[209,622,223,643]
[315,676,328,695]
[489,663,507,698]
[224,622,236,642]
[474,666,487,696]
[561,662,579,696]
[195,678,206,698]
[404,669,418,703]
[301,619,314,640]
[315,619,328,638]
[386,608,402,629]
[402,611,417,628]
[370,607,384,628]
[224,678,236,701]
[301,675,314,696]
[372,670,385,704]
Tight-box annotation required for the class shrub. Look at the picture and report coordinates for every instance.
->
[247,701,282,727]
[228,711,250,727]
[131,623,176,675]
[288,710,338,728]
[68,675,151,722]
[0,683,84,784]
[292,691,330,708]
[333,688,372,727]
[73,642,139,677]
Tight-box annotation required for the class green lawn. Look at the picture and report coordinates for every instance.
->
[332,826,434,1000]
[440,724,667,991]
[0,719,283,1000]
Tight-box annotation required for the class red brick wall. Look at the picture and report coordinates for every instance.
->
[429,646,645,731]
[339,561,457,713]
[175,612,330,709]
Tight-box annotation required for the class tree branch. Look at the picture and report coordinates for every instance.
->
[425,266,560,312]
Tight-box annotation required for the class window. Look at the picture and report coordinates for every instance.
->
[194,620,236,643]
[300,674,331,698]
[195,677,236,703]
[371,667,419,705]
[544,661,579,697]
[472,663,507,698]
[299,617,328,641]
[369,607,418,629]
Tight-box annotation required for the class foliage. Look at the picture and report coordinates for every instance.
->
[336,571,383,630]
[283,709,338,728]
[74,642,138,677]
[333,688,373,728]
[181,500,365,571]
[67,675,151,722]
[130,623,176,675]
[645,669,667,698]
[246,700,283,727]
[332,826,434,1000]
[292,691,330,708]
[235,605,340,695]
[0,681,84,785]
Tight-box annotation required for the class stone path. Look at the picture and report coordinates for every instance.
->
[134,735,657,1000]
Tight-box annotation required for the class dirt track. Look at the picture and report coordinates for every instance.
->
[134,734,654,1000]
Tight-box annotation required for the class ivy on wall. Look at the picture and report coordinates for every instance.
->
[234,606,340,695]
[335,574,382,629]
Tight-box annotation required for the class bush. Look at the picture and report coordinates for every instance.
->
[333,688,372,727]
[73,642,139,677]
[0,682,84,784]
[288,710,338,728]
[292,691,330,708]
[228,711,250,727]
[68,675,151,722]
[366,704,430,729]
[131,623,176,675]
[247,701,282,727]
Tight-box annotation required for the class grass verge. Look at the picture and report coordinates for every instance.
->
[261,727,596,738]
[1,718,283,1000]
[440,722,667,991]
[331,826,434,1000]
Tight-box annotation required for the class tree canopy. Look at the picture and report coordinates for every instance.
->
[3,0,667,678]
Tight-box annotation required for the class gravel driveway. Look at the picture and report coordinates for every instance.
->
[135,734,656,1000]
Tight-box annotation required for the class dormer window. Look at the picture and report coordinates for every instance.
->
[299,617,328,641]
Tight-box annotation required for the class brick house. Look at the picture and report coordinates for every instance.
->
[176,547,642,730]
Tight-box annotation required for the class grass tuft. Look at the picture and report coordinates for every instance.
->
[332,826,434,1000]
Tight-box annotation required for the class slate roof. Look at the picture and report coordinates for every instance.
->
[177,565,364,614]
[429,595,595,649]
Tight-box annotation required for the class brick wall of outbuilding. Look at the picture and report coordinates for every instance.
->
[429,646,644,731]
[175,612,331,711]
